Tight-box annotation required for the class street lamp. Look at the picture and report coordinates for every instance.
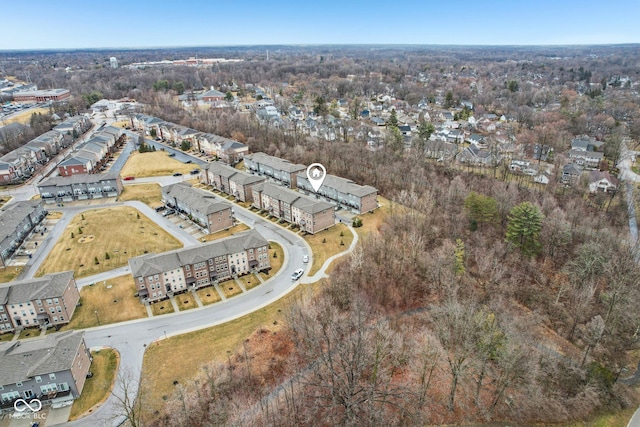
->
[94,310,100,326]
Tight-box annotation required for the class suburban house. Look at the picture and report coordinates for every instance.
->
[53,116,92,139]
[457,145,499,167]
[0,200,47,268]
[244,152,306,188]
[37,173,123,203]
[562,163,582,184]
[466,133,487,148]
[588,171,619,193]
[201,88,225,103]
[161,182,234,234]
[57,156,94,176]
[252,182,336,234]
[568,149,604,169]
[425,140,458,160]
[129,229,270,303]
[0,331,91,411]
[202,161,265,202]
[296,172,378,214]
[0,271,80,332]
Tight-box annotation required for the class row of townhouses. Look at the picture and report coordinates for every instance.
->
[243,152,306,188]
[37,172,123,203]
[130,114,249,164]
[57,125,125,176]
[129,229,270,303]
[161,182,234,234]
[0,200,47,267]
[0,116,92,183]
[201,161,265,202]
[0,331,91,412]
[0,271,80,333]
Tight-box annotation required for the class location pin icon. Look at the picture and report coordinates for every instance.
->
[306,163,326,192]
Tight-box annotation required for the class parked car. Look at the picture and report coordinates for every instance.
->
[185,160,192,164]
[155,206,166,212]
[302,255,309,263]
[162,209,175,217]
[173,172,183,176]
[291,268,304,281]
[168,152,176,157]
[123,176,135,181]
[190,169,200,175]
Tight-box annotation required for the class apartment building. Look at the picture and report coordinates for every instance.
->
[0,331,91,411]
[202,161,265,202]
[252,182,335,234]
[129,229,270,303]
[37,173,123,203]
[0,200,47,268]
[296,172,378,214]
[243,152,306,188]
[161,182,234,234]
[0,271,80,333]
[13,88,71,102]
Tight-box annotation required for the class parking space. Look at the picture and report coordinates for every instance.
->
[7,217,59,267]
[165,213,206,239]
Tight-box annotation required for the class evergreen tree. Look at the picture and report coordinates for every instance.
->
[464,192,498,230]
[506,202,544,256]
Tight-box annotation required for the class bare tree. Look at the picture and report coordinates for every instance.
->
[111,366,145,427]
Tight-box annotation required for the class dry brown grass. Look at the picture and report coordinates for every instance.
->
[305,223,353,276]
[18,328,40,339]
[69,348,119,420]
[352,195,391,238]
[1,107,49,125]
[151,301,175,316]
[118,183,163,208]
[0,332,14,341]
[36,207,182,278]
[221,280,243,299]
[259,242,284,281]
[140,280,325,421]
[120,151,195,177]
[201,223,250,242]
[176,293,197,311]
[47,211,63,219]
[0,266,22,284]
[196,287,221,305]
[59,275,147,330]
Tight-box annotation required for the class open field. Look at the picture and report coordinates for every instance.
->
[176,292,197,311]
[201,222,249,242]
[0,107,49,125]
[151,301,175,316]
[140,280,324,420]
[195,287,221,305]
[69,348,119,421]
[36,206,182,278]
[120,151,196,177]
[0,266,23,284]
[59,275,147,330]
[118,183,163,207]
[304,223,353,276]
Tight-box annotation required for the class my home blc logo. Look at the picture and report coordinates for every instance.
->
[11,398,46,419]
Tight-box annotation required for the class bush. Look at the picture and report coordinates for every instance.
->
[71,232,74,239]
[352,218,363,228]
[322,238,326,243]
[94,257,99,265]
[105,252,110,260]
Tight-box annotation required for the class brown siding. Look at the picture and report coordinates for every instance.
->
[309,208,335,234]
[206,207,233,234]
[70,338,91,396]
[360,193,378,214]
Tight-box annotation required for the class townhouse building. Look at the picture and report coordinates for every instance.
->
[38,173,123,203]
[0,200,47,268]
[161,182,234,234]
[57,128,122,177]
[0,271,79,333]
[243,152,306,188]
[202,161,265,202]
[0,331,91,412]
[129,229,270,303]
[296,172,378,214]
[53,116,92,139]
[252,182,336,234]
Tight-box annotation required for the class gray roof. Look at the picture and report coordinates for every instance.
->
[163,182,232,215]
[0,330,84,385]
[38,172,120,187]
[129,229,268,277]
[254,182,335,214]
[0,271,75,305]
[0,200,43,241]
[244,152,306,174]
[206,162,265,185]
[296,172,378,198]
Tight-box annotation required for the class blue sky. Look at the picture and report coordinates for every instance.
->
[2,0,639,50]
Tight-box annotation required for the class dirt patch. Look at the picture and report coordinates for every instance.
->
[77,235,96,243]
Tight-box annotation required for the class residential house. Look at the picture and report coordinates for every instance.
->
[588,171,619,193]
[244,152,306,188]
[129,230,270,303]
[52,116,92,139]
[38,173,123,203]
[202,88,225,103]
[0,331,91,411]
[466,133,486,148]
[202,162,265,202]
[425,140,458,160]
[0,162,17,183]
[568,150,604,169]
[296,172,378,214]
[0,201,47,268]
[162,182,234,234]
[0,271,80,332]
[457,145,499,167]
[562,163,582,184]
[57,156,94,176]
[534,171,552,185]
[252,182,335,234]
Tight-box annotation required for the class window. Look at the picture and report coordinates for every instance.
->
[1,391,19,402]
[60,316,64,321]
[53,317,58,322]
[24,390,34,399]
[35,376,42,383]
[40,384,57,394]
[40,308,44,313]
[46,299,52,305]
[49,373,56,380]
[53,298,59,304]
[57,307,62,313]
[185,265,190,271]
[138,277,143,283]
[16,382,22,387]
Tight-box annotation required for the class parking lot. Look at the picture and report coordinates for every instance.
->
[164,212,207,240]
[8,216,60,267]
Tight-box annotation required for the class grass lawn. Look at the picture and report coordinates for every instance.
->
[36,206,182,278]
[151,301,175,316]
[0,195,12,209]
[18,328,40,340]
[201,223,250,242]
[260,242,284,281]
[238,274,257,290]
[59,275,147,330]
[0,333,14,342]
[118,183,163,208]
[176,293,197,311]
[120,151,195,177]
[1,107,49,125]
[196,287,222,305]
[0,266,23,284]
[221,280,243,299]
[47,211,63,219]
[69,348,119,421]
[139,280,324,421]
[352,195,392,238]
[305,223,353,276]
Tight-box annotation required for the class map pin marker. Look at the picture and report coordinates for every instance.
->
[306,163,326,192]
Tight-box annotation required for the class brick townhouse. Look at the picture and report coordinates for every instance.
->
[202,161,265,202]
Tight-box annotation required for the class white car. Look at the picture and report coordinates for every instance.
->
[291,268,304,281]
[302,255,309,263]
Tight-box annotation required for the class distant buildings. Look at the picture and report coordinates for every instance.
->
[110,57,118,69]
[129,229,270,303]
[13,89,70,103]
[0,200,47,268]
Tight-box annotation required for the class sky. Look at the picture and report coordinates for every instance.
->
[2,0,640,50]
